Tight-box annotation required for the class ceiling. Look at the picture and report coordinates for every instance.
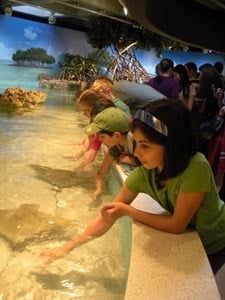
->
[123,0,225,54]
[0,0,225,54]
[0,0,134,31]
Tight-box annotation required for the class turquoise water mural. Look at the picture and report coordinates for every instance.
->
[0,60,57,92]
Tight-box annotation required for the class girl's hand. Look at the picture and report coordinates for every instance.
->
[40,245,69,264]
[119,154,137,166]
[62,154,79,160]
[100,202,131,220]
[92,187,102,200]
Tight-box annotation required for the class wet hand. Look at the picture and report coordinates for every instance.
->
[92,188,102,200]
[63,152,83,160]
[40,246,69,264]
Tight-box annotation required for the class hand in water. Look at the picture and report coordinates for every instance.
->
[64,142,81,146]
[40,246,69,264]
[92,188,102,200]
[62,152,83,160]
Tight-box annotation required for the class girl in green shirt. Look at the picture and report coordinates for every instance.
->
[41,99,225,274]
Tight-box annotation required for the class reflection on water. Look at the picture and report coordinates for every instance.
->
[0,90,128,300]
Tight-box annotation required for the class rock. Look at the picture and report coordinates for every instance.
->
[0,87,47,108]
[38,79,84,89]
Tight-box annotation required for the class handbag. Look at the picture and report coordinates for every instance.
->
[200,115,224,140]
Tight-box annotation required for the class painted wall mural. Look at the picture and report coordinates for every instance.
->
[0,14,224,92]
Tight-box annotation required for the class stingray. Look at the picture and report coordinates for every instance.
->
[0,204,76,251]
[30,164,94,189]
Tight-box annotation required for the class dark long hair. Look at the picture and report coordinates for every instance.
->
[173,64,191,101]
[132,99,197,181]
[198,63,223,119]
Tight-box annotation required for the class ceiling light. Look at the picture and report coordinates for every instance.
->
[48,14,56,25]
[13,5,51,17]
[123,6,128,16]
[118,0,129,16]
[4,6,13,16]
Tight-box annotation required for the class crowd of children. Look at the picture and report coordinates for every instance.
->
[41,59,225,278]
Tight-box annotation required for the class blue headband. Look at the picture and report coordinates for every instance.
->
[134,110,168,137]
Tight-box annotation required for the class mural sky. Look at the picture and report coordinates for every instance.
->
[0,14,224,75]
[0,15,94,62]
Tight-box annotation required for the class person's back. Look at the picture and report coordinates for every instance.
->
[148,76,179,98]
[112,80,166,112]
[92,76,166,114]
[147,58,179,98]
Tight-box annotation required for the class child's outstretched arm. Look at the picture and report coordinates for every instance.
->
[40,215,115,264]
[93,152,114,199]
[40,184,137,264]
[73,149,98,171]
[63,135,93,160]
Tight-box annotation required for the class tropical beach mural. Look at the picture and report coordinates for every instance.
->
[0,13,224,93]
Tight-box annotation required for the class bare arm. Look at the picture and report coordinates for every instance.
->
[40,184,137,263]
[187,84,196,111]
[40,215,115,264]
[101,190,205,234]
[74,149,98,171]
[64,135,93,159]
[93,151,114,198]
[40,179,205,263]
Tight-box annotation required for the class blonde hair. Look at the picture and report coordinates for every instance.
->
[91,77,113,92]
[76,88,112,107]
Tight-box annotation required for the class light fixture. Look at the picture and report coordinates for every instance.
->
[118,0,129,16]
[48,14,56,25]
[4,5,13,16]
[123,6,128,16]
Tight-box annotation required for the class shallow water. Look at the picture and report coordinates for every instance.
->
[0,90,129,300]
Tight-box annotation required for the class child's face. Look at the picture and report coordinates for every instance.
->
[133,128,164,173]
[98,88,113,100]
[98,132,119,147]
[79,103,92,118]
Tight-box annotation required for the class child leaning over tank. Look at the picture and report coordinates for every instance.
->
[64,88,114,169]
[84,107,138,199]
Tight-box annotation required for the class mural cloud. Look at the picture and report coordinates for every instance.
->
[24,27,38,40]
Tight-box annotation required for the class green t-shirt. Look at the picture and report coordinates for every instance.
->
[126,152,225,254]
[113,98,131,117]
